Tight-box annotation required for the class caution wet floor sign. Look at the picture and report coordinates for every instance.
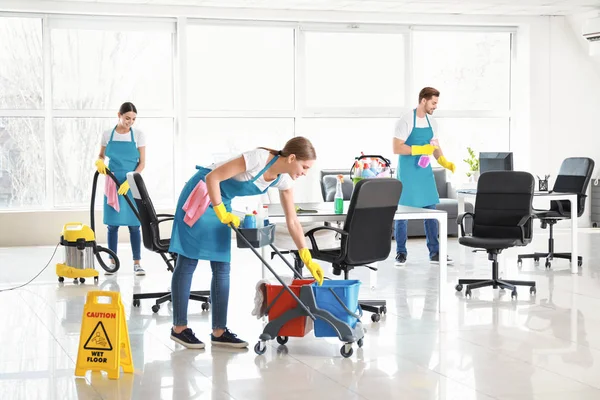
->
[75,291,133,379]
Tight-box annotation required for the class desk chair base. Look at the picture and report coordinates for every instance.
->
[456,251,536,299]
[133,290,211,314]
[517,220,583,269]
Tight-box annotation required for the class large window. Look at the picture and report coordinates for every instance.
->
[304,30,406,108]
[187,25,294,111]
[0,15,514,210]
[412,30,512,179]
[49,19,175,207]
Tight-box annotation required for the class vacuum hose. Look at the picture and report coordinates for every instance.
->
[90,170,141,274]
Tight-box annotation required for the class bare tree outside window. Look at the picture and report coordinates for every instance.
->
[51,28,174,206]
[0,17,44,209]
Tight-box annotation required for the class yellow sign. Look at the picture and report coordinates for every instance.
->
[75,291,133,379]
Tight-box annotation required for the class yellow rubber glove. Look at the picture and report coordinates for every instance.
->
[213,203,241,228]
[298,248,324,286]
[411,144,437,156]
[95,159,107,175]
[117,181,130,195]
[438,156,456,173]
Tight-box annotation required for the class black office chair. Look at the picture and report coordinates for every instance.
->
[455,171,536,299]
[306,178,402,322]
[517,157,594,269]
[127,172,210,313]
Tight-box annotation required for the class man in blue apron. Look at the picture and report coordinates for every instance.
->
[167,137,324,350]
[393,87,456,267]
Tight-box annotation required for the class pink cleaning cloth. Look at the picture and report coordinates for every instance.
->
[182,180,210,227]
[104,177,120,212]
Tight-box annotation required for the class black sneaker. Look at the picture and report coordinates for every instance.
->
[211,328,248,348]
[170,328,205,349]
[395,253,407,266]
[430,253,454,265]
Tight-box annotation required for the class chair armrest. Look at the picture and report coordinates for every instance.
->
[517,214,534,242]
[304,226,349,254]
[156,213,174,218]
[456,212,474,237]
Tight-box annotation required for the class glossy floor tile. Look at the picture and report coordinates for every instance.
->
[1,227,600,399]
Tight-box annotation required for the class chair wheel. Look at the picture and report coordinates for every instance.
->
[380,306,387,315]
[530,287,536,295]
[465,289,472,298]
[94,276,99,284]
[517,259,522,268]
[73,278,78,284]
[58,277,64,283]
[133,299,141,307]
[151,305,160,313]
[340,344,353,358]
[545,261,551,269]
[201,302,210,311]
[455,284,463,292]
[254,341,266,355]
[79,278,85,284]
[371,313,381,322]
[357,338,364,348]
[511,290,518,299]
[578,260,583,267]
[276,336,288,345]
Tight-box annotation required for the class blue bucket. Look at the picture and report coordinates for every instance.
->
[312,280,361,337]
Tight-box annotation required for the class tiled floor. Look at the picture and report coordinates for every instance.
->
[1,227,600,399]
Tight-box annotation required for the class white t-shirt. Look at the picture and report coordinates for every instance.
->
[394,110,439,142]
[211,148,293,192]
[101,128,146,148]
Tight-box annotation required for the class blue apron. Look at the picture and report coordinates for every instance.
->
[103,127,140,227]
[169,155,281,263]
[397,110,440,208]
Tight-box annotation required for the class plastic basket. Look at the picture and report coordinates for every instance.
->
[236,224,275,249]
[265,279,315,337]
[312,280,361,337]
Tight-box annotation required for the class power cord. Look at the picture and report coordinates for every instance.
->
[0,243,60,293]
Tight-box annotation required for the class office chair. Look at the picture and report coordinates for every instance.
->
[306,178,402,322]
[517,157,594,269]
[455,171,536,299]
[270,169,353,275]
[127,172,210,313]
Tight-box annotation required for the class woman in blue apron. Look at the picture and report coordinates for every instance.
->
[393,88,456,267]
[168,137,324,349]
[95,102,146,276]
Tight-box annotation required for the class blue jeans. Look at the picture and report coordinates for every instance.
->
[172,254,230,329]
[395,204,439,258]
[107,225,141,261]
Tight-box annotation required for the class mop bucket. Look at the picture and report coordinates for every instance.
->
[265,279,315,337]
[312,280,361,337]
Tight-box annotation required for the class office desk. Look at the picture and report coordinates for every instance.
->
[457,190,579,274]
[265,201,449,313]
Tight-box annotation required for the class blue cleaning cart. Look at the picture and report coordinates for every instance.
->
[232,225,365,358]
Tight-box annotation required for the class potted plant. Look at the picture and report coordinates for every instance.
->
[463,147,480,182]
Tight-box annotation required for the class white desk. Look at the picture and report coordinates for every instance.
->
[457,190,579,274]
[265,201,449,313]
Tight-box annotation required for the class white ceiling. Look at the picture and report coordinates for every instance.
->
[43,0,600,16]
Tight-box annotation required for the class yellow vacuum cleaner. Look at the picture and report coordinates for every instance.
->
[56,222,116,284]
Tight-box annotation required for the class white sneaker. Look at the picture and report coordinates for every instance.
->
[134,264,146,276]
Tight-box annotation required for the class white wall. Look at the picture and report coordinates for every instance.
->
[528,16,600,227]
[1,5,600,245]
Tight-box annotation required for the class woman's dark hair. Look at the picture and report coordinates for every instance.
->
[119,102,137,115]
[261,136,316,161]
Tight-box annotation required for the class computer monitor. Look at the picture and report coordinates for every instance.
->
[479,152,513,174]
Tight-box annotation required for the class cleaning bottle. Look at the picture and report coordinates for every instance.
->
[262,205,269,226]
[243,207,256,229]
[334,175,344,214]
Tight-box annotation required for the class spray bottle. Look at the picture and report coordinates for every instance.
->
[334,175,344,214]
